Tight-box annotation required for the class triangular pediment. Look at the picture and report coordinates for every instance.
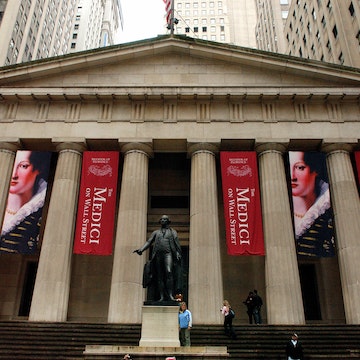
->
[1,35,360,97]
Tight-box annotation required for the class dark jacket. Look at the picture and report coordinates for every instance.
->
[286,340,303,360]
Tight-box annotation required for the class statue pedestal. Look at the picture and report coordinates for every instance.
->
[139,305,180,347]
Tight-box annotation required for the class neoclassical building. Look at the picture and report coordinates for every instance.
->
[0,35,360,326]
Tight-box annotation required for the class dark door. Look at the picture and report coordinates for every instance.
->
[18,261,38,317]
[299,263,322,320]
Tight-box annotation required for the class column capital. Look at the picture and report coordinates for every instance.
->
[255,141,289,155]
[321,140,357,154]
[187,141,220,157]
[119,140,153,158]
[0,138,21,152]
[52,138,87,153]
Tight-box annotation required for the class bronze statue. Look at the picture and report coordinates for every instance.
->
[134,215,182,302]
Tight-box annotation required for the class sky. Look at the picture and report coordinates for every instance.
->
[119,0,169,43]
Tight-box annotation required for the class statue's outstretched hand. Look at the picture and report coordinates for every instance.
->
[133,249,142,255]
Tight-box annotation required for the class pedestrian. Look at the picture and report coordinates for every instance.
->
[178,301,192,346]
[252,289,263,324]
[286,333,304,360]
[243,291,254,324]
[221,300,237,339]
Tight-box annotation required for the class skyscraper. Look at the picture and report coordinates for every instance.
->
[0,0,79,66]
[0,0,7,25]
[284,0,360,68]
[0,0,123,66]
[255,0,291,53]
[69,0,123,53]
[172,0,258,48]
[255,0,360,68]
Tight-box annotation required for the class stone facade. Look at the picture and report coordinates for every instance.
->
[0,35,360,325]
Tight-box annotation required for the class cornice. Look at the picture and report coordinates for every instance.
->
[1,36,360,86]
[0,86,359,102]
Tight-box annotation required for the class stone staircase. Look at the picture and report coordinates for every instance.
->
[1,321,360,359]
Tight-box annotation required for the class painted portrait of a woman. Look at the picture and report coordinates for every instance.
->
[0,150,52,254]
[289,151,335,257]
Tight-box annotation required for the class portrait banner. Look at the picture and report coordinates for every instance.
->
[288,151,335,258]
[220,151,265,256]
[0,151,52,254]
[73,151,119,255]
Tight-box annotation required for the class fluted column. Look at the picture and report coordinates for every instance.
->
[0,139,20,225]
[108,142,153,324]
[256,143,305,324]
[188,142,223,324]
[323,142,360,324]
[29,140,85,322]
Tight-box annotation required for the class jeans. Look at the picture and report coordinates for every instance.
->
[253,307,262,324]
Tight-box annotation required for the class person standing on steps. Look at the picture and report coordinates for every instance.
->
[221,300,237,339]
[178,301,192,346]
[286,333,304,360]
[252,289,263,324]
[243,291,255,324]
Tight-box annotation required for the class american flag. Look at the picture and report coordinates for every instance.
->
[163,0,172,25]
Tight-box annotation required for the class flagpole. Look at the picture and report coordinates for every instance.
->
[170,0,175,35]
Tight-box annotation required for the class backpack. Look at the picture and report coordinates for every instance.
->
[229,308,235,318]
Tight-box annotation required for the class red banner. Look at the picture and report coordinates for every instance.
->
[220,152,265,256]
[355,152,360,186]
[73,151,119,255]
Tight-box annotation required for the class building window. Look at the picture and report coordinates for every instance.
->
[185,27,190,33]
[321,16,326,27]
[349,2,355,17]
[303,35,307,45]
[332,25,338,39]
[74,24,79,29]
[202,26,207,32]
[326,39,331,51]
[220,25,224,31]
[327,0,332,12]
[280,0,289,4]
[71,42,76,48]
[338,52,344,64]
[282,11,288,19]
[299,47,302,57]
[312,8,316,20]
[194,27,198,32]
[316,30,320,41]
[72,33,77,39]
